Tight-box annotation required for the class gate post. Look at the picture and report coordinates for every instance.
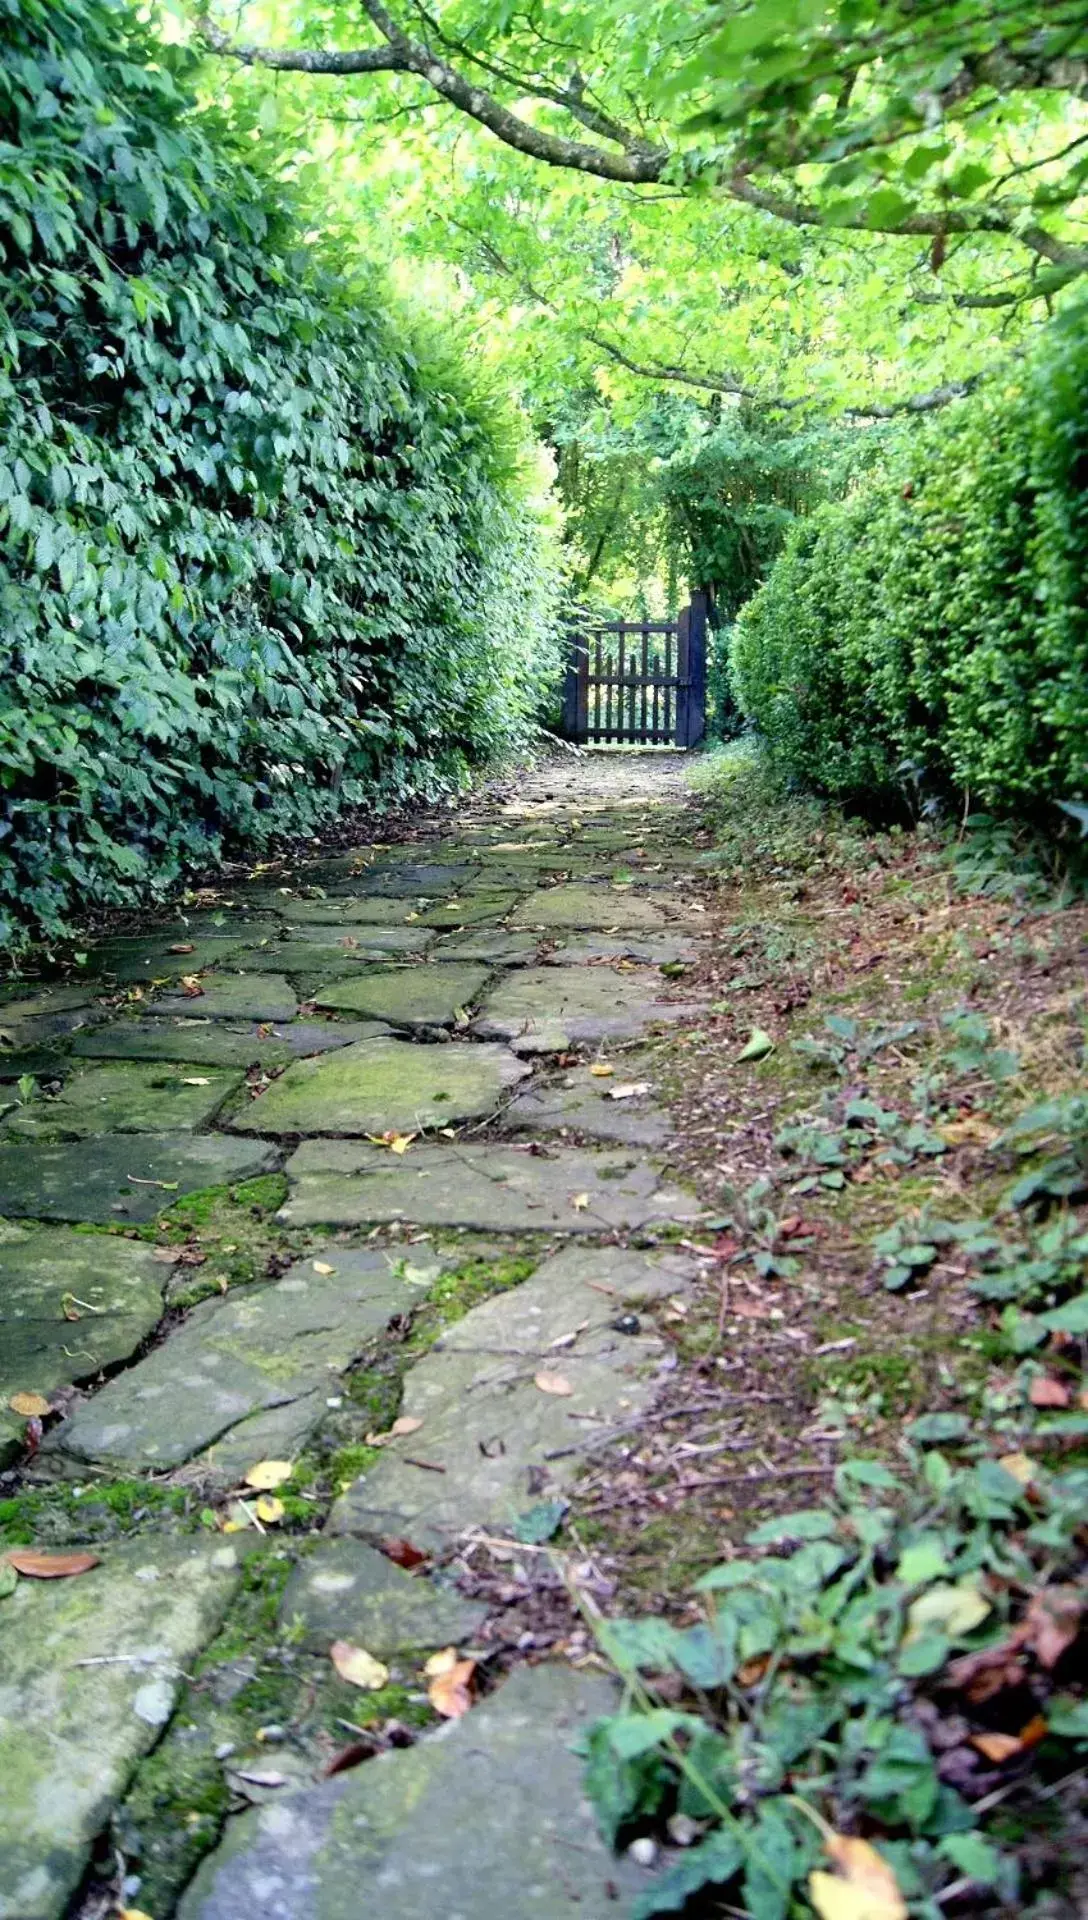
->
[686,590,708,748]
[560,628,589,744]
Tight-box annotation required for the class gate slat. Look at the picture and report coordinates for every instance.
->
[561,598,705,746]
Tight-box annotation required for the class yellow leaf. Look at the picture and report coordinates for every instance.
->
[534,1371,573,1396]
[589,1063,614,1078]
[906,1581,991,1641]
[254,1496,284,1524]
[8,1391,50,1418]
[181,1076,210,1086]
[390,1415,423,1437]
[312,1260,336,1275]
[330,1640,389,1690]
[119,1910,157,1920]
[222,1520,245,1534]
[997,1451,1035,1486]
[389,1132,416,1155]
[243,1459,293,1491]
[423,1646,459,1677]
[810,1834,907,1920]
[428,1656,476,1719]
[570,1192,590,1212]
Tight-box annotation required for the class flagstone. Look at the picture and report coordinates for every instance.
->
[279,1138,700,1232]
[179,1664,643,1920]
[475,965,694,1053]
[1,1061,243,1140]
[415,893,521,928]
[509,884,674,930]
[501,1058,672,1147]
[542,931,703,965]
[71,1017,389,1068]
[88,935,248,983]
[227,929,435,969]
[0,1224,169,1465]
[314,964,490,1029]
[432,929,541,965]
[0,1539,243,1920]
[55,1247,428,1472]
[0,1131,281,1224]
[278,1539,486,1654]
[230,1035,527,1137]
[151,972,298,1022]
[328,1244,694,1545]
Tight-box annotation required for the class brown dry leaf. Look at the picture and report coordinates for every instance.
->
[243,1459,293,1491]
[534,1371,573,1396]
[322,1741,372,1778]
[390,1415,423,1437]
[8,1391,50,1418]
[330,1641,389,1690]
[940,1116,999,1147]
[736,1656,770,1686]
[1018,1712,1049,1750]
[379,1536,427,1570]
[971,1731,1023,1764]
[5,1549,99,1579]
[1029,1375,1071,1409]
[589,1063,614,1078]
[428,1655,476,1719]
[312,1260,336,1276]
[810,1834,907,1920]
[1023,1585,1083,1668]
[166,942,195,955]
[423,1646,459,1677]
[179,975,204,998]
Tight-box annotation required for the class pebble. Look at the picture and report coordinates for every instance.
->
[215,1741,235,1760]
[628,1837,658,1868]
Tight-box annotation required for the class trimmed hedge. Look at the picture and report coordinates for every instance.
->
[730,303,1088,813]
[0,0,559,944]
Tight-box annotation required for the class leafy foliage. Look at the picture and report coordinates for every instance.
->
[730,299,1088,815]
[0,0,559,944]
[587,1447,1088,1917]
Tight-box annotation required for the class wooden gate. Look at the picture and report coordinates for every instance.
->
[560,593,708,747]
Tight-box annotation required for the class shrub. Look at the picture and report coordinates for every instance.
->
[0,0,560,944]
[730,305,1088,814]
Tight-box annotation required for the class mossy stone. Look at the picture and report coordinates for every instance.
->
[0,1225,168,1464]
[509,884,673,931]
[55,1247,424,1472]
[0,1132,281,1224]
[1,1062,243,1139]
[230,1037,527,1137]
[475,965,693,1053]
[152,973,298,1022]
[314,965,490,1028]
[71,1017,387,1068]
[0,1539,242,1920]
[278,1540,486,1654]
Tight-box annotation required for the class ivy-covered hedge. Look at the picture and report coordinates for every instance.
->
[0,0,559,944]
[730,304,1088,814]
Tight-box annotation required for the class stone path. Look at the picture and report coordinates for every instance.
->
[0,750,715,1918]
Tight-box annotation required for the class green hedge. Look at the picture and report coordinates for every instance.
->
[730,304,1088,813]
[0,0,559,944]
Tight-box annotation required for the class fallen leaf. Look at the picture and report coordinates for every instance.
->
[179,975,204,998]
[312,1260,336,1275]
[119,1910,156,1920]
[233,1767,288,1788]
[810,1834,907,1920]
[389,1132,415,1155]
[1029,1375,1071,1408]
[0,1562,18,1599]
[996,1452,1035,1487]
[181,1076,211,1086]
[4,1549,99,1579]
[534,1371,573,1396]
[330,1640,389,1690]
[8,1391,50,1418]
[243,1459,293,1491]
[254,1496,284,1524]
[971,1731,1023,1764]
[905,1582,991,1642]
[167,942,195,955]
[608,1081,650,1101]
[737,1028,775,1063]
[322,1740,372,1778]
[428,1655,476,1719]
[391,1414,423,1437]
[570,1191,590,1212]
[589,1063,614,1078]
[379,1536,426,1569]
[1023,1585,1083,1668]
[424,1646,459,1677]
[1018,1712,1049,1749]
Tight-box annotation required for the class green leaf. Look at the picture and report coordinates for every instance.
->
[937,1831,1003,1885]
[746,1509,838,1546]
[511,1499,567,1543]
[741,1803,797,1920]
[631,1831,745,1918]
[905,1413,969,1446]
[905,1582,990,1641]
[737,1028,775,1062]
